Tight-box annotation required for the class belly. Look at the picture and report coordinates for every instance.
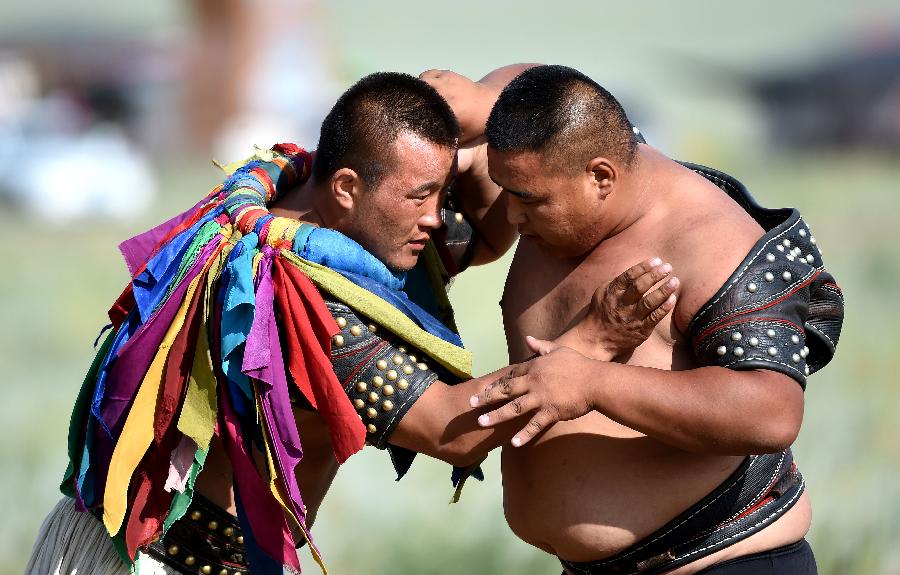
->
[501,412,744,562]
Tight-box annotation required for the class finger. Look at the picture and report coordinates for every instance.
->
[525,335,558,356]
[630,262,673,298]
[511,409,555,446]
[470,368,528,408]
[476,393,538,428]
[645,293,677,325]
[607,257,662,293]
[637,276,680,318]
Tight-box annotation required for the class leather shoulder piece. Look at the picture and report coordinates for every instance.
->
[325,298,443,449]
[685,164,845,389]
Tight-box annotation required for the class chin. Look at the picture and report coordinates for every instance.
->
[384,254,420,273]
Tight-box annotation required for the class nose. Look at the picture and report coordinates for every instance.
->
[506,195,528,225]
[419,194,443,231]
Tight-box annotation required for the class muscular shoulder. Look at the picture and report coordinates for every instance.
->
[662,167,765,334]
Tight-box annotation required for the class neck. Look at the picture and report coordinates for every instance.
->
[269,178,330,227]
[599,145,659,241]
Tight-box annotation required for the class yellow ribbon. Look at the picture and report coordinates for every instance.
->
[280,251,472,379]
[176,243,232,453]
[103,270,207,535]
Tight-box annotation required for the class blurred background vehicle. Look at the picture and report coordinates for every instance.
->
[1,1,898,574]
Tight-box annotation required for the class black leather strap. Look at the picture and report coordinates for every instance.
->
[144,494,248,575]
[561,450,804,575]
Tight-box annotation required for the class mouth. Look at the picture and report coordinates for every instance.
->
[408,237,429,250]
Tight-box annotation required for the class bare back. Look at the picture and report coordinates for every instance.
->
[499,148,811,570]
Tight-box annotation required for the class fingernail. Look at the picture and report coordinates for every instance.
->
[660,263,672,274]
[470,396,480,407]
[512,436,523,447]
[667,277,678,288]
[478,414,490,426]
[649,257,662,267]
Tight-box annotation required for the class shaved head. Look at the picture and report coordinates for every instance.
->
[485,65,637,173]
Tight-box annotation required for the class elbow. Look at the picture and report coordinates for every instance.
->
[741,371,805,454]
[756,419,801,454]
[435,438,486,468]
[742,407,803,455]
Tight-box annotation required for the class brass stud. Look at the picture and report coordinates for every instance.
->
[366,407,377,418]
[223,526,234,537]
[368,391,379,403]
[353,398,365,409]
[236,536,244,545]
[455,212,464,223]
[368,324,378,333]
[417,363,428,371]
[336,317,347,328]
[185,556,196,566]
[402,365,414,375]
[367,423,377,433]
[397,379,409,390]
[398,346,407,353]
[190,510,202,521]
[219,569,229,575]
[332,334,345,347]
[350,325,362,337]
[382,400,394,412]
[201,566,212,575]
[208,520,218,531]
[167,544,179,555]
[376,359,388,370]
[392,354,404,365]
[386,370,398,381]
[355,381,367,393]
[372,375,384,387]
[383,385,395,396]
[408,355,417,363]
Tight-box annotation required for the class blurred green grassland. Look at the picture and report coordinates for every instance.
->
[1,151,898,575]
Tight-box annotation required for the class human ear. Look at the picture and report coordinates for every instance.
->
[330,168,363,211]
[586,157,617,200]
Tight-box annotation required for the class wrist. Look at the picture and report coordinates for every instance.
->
[560,321,616,362]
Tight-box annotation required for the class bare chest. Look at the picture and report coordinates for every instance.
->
[502,238,679,364]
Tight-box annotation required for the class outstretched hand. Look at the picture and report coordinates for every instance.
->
[469,337,603,447]
[557,257,679,360]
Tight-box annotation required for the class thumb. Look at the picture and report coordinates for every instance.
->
[525,335,558,356]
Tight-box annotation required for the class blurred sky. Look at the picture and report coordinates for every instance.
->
[2,1,900,574]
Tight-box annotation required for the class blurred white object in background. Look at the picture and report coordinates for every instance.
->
[13,123,156,223]
[0,52,156,223]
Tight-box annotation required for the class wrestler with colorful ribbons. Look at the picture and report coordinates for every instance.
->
[60,143,473,574]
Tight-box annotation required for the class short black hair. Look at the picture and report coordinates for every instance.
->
[313,72,461,188]
[486,65,637,171]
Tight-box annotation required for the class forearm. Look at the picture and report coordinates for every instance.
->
[589,362,804,455]
[389,375,523,466]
